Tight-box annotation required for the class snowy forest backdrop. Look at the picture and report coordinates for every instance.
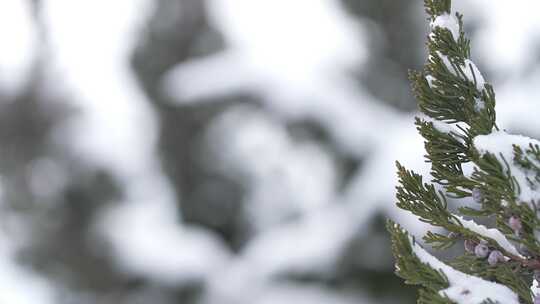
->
[1,0,540,303]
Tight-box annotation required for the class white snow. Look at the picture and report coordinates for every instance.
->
[43,0,160,179]
[474,98,485,112]
[0,0,37,97]
[239,205,359,277]
[455,215,523,258]
[422,116,462,135]
[430,119,457,135]
[94,189,231,285]
[434,53,485,91]
[0,247,54,304]
[462,59,486,91]
[419,116,467,147]
[203,105,383,276]
[40,0,402,300]
[205,106,338,232]
[532,279,540,297]
[0,182,55,304]
[43,0,233,287]
[410,234,520,304]
[473,131,540,204]
[431,13,460,41]
[164,0,439,246]
[163,0,367,112]
[426,75,436,88]
[436,51,455,73]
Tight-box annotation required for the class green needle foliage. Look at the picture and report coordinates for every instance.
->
[388,0,540,303]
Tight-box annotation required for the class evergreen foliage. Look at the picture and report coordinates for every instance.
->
[388,0,540,303]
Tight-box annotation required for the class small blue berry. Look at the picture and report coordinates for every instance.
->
[487,250,504,266]
[464,239,476,253]
[474,243,489,258]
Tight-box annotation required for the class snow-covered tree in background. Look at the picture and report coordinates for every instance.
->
[389,0,540,303]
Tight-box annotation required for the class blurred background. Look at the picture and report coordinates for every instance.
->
[1,0,540,303]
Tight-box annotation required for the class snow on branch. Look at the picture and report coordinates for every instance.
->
[434,51,486,92]
[430,13,460,41]
[411,236,520,304]
[474,131,540,204]
[389,221,520,304]
[391,1,540,303]
[455,215,523,258]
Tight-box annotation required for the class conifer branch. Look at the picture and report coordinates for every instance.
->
[388,0,540,303]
